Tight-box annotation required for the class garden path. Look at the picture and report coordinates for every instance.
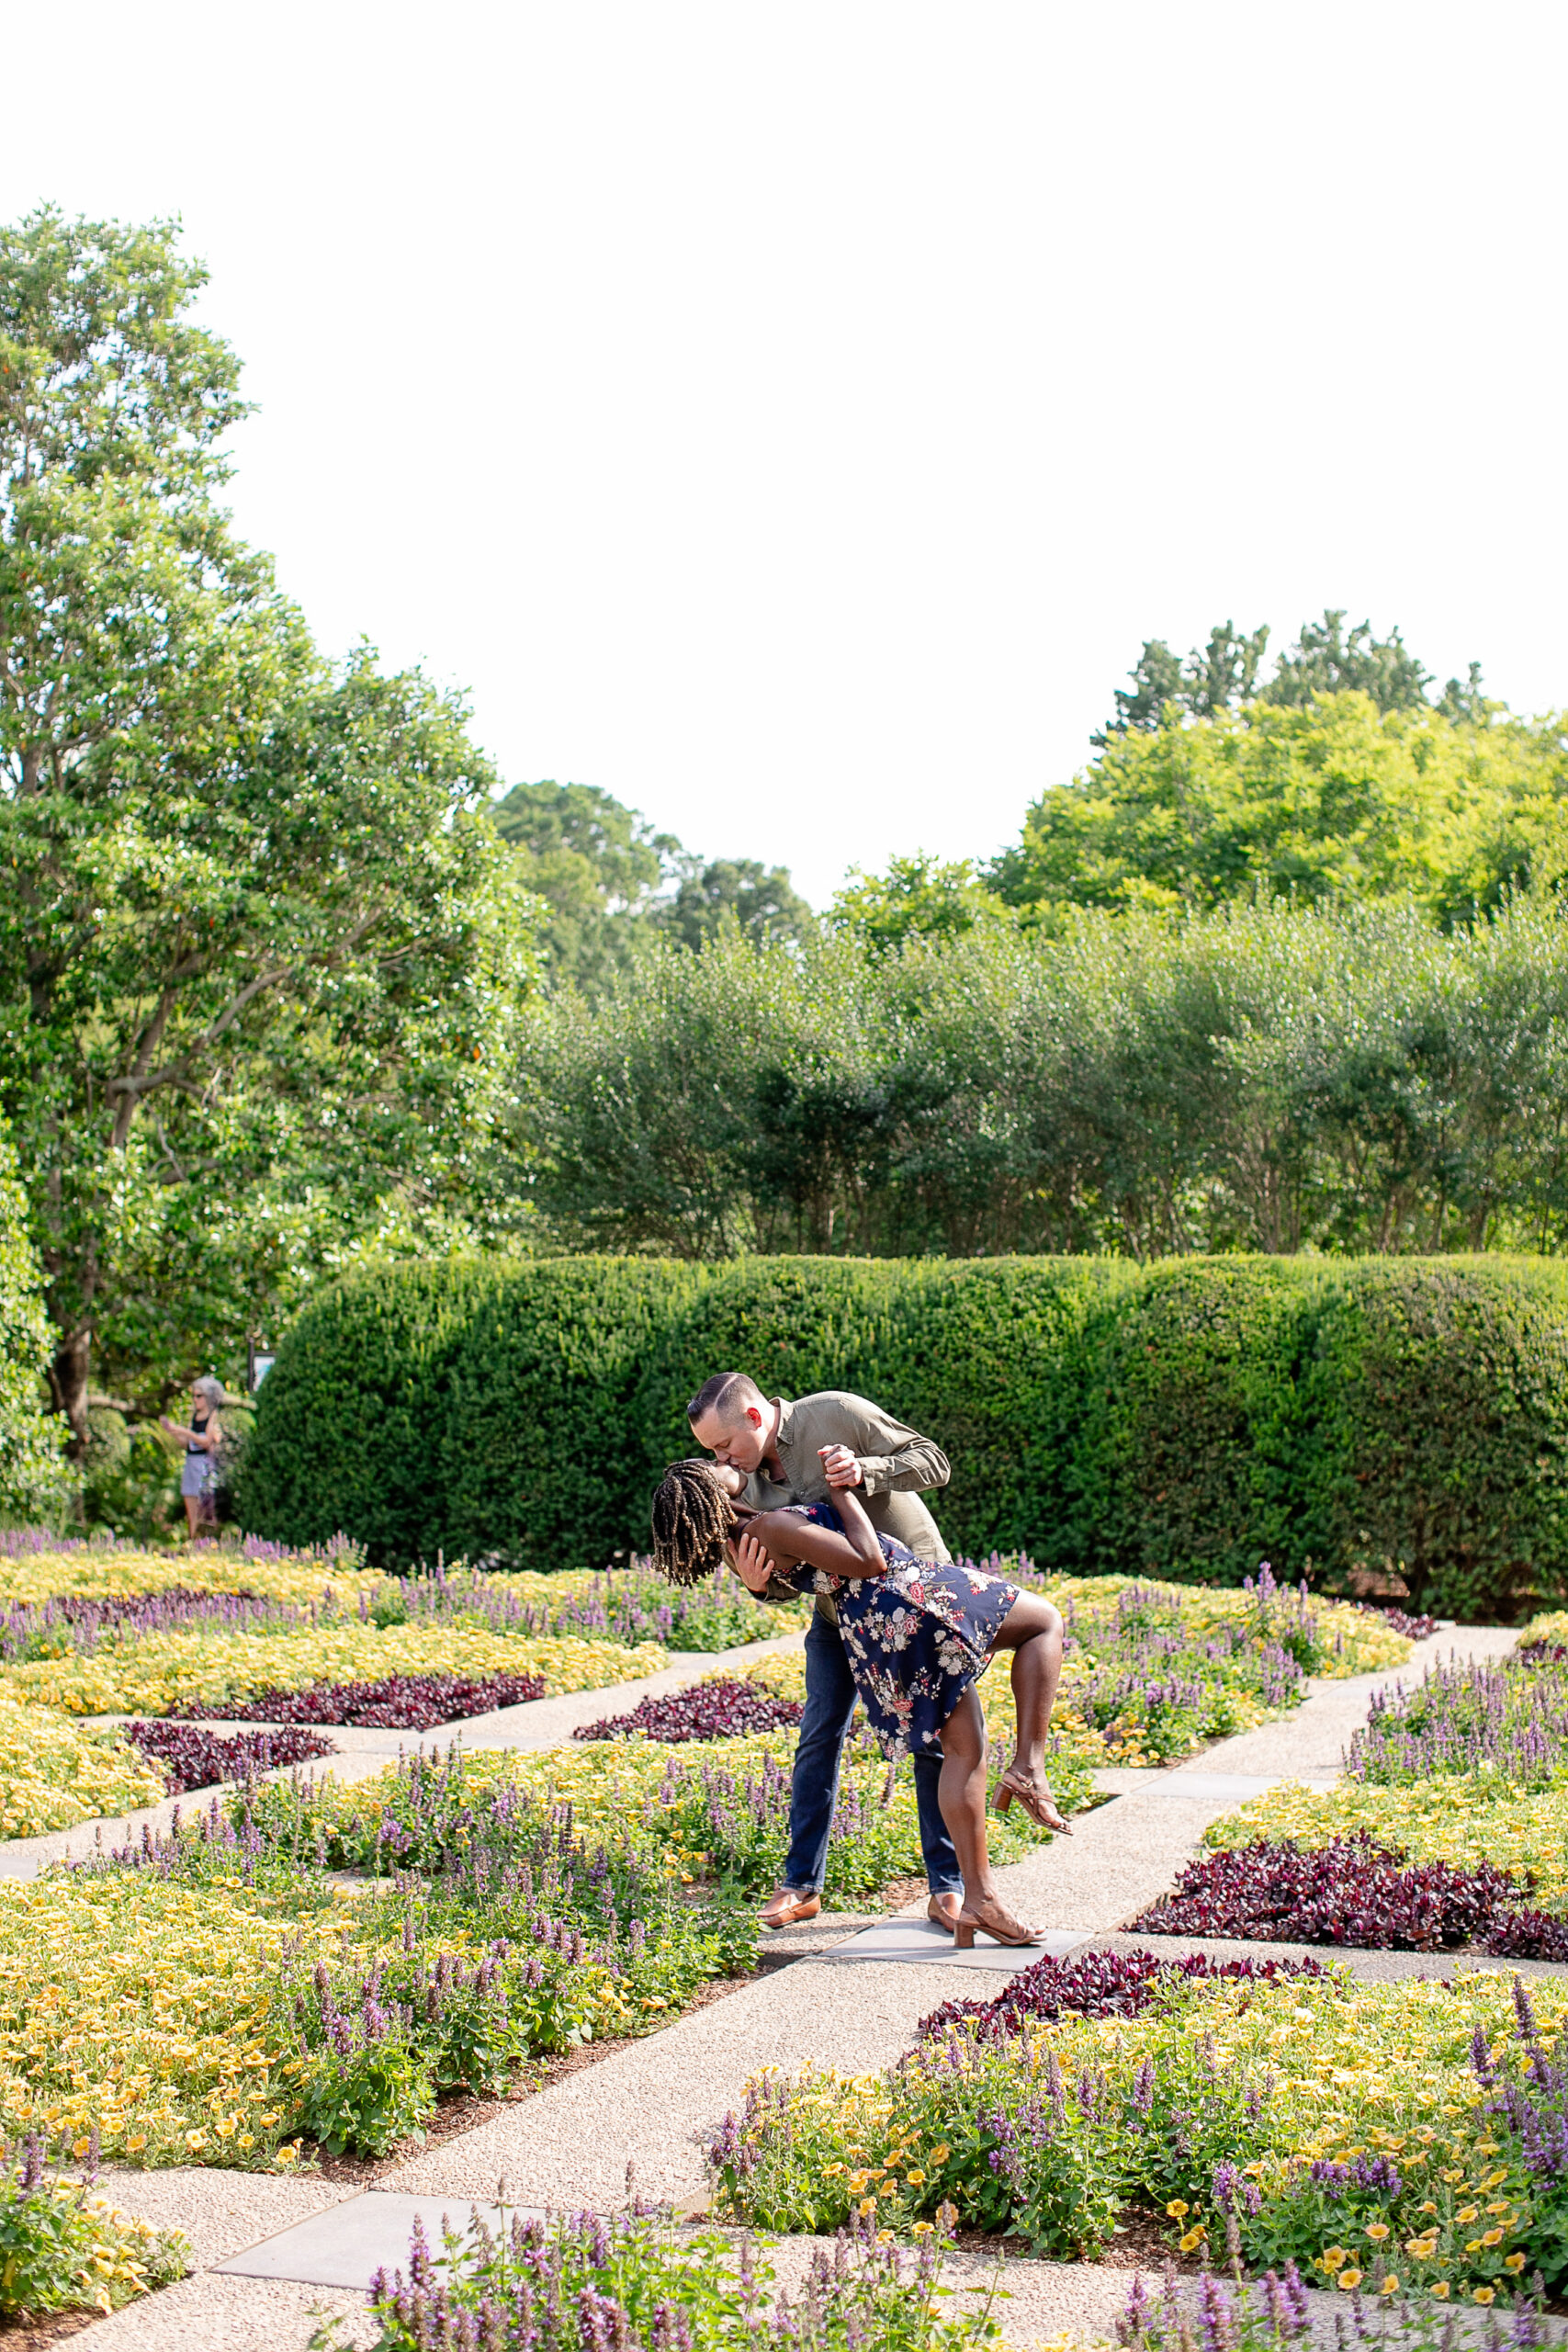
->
[65,1618,1551,2352]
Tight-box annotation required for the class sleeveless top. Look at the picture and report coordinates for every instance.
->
[186,1411,211,1458]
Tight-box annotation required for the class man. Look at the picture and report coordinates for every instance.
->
[686,1370,964,1929]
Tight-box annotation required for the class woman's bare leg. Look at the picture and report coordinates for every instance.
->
[933,1688,991,1905]
[934,1690,1039,1938]
[989,1593,1069,1831]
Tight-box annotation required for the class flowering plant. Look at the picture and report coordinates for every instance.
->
[708,1967,1568,2299]
[3,1623,664,1716]
[0,2131,188,2317]
[321,2201,1001,2352]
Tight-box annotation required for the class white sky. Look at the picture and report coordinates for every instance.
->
[3,3,1564,906]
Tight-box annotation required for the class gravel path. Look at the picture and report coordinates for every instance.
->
[62,1613,1547,2349]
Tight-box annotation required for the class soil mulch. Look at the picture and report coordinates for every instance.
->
[0,2313,101,2347]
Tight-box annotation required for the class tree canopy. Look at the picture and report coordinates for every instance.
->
[988,692,1568,927]
[0,209,537,1435]
[491,779,679,990]
[829,853,1007,954]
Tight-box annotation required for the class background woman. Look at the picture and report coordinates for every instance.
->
[161,1374,223,1536]
[650,1457,1068,1950]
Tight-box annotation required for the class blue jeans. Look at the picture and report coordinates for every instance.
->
[783,1608,963,1897]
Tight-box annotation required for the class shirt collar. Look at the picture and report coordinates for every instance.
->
[773,1397,796,1452]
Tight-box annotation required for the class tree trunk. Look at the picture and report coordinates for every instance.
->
[48,1327,93,1458]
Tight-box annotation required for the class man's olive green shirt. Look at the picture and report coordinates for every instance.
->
[738,1390,951,1617]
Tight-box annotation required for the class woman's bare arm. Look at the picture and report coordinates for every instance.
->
[745,1492,887,1581]
[161,1414,220,1449]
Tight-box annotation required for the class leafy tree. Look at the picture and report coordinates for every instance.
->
[987,694,1568,925]
[507,894,1568,1267]
[657,856,816,952]
[0,1115,64,1516]
[1092,622,1270,742]
[1184,620,1273,718]
[1092,609,1464,744]
[829,853,1009,954]
[491,779,679,991]
[0,209,536,1441]
[1260,609,1431,712]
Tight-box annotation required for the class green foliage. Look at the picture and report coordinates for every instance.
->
[1093,617,1272,741]
[0,208,538,1434]
[829,854,1009,955]
[987,692,1568,925]
[238,1256,705,1566]
[242,1251,1568,1612]
[0,2141,188,2319]
[491,779,680,993]
[511,897,1568,1261]
[1090,609,1464,748]
[709,1971,1559,2296]
[1261,609,1434,713]
[331,2203,1001,2352]
[0,1122,63,1521]
[657,856,817,952]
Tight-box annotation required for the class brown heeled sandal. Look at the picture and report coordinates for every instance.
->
[993,1768,1073,1835]
[953,1904,1043,1951]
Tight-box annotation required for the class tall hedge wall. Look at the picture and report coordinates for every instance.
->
[237,1253,1568,1619]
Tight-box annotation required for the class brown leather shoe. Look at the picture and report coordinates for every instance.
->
[927,1891,963,1929]
[761,1888,822,1928]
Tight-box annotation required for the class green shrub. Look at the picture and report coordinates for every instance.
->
[241,1253,1568,1614]
[237,1259,509,1562]
[1309,1258,1568,1620]
[441,1257,705,1569]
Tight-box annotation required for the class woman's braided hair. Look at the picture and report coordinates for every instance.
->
[650,1458,735,1586]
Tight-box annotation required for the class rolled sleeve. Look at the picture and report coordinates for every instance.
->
[857,1433,950,1497]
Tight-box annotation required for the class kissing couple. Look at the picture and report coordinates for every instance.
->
[649,1373,1068,1951]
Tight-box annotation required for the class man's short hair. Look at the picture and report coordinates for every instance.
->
[686,1372,765,1427]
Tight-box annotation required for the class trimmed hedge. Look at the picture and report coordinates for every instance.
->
[238,1253,1568,1618]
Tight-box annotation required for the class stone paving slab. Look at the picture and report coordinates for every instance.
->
[973,1790,1240,1935]
[89,2167,360,2268]
[1144,1771,1295,1799]
[215,2188,537,2287]
[822,1917,1091,1971]
[73,2271,380,2350]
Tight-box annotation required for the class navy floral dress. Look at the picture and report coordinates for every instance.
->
[779,1502,1019,1758]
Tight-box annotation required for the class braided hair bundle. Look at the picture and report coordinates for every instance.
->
[650,1458,736,1586]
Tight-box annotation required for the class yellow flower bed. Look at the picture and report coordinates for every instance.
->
[4,1627,666,1717]
[719,1971,1568,2295]
[1519,1608,1568,1648]
[1040,1575,1412,1678]
[1204,1776,1568,1907]
[0,1544,386,1611]
[0,1700,166,1838]
[0,1871,336,2166]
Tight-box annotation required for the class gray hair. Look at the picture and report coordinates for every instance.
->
[193,1375,223,1406]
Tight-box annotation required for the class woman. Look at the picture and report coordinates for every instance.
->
[649,1458,1069,1950]
[160,1375,223,1537]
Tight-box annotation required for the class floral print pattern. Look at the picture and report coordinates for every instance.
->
[781,1503,1019,1758]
